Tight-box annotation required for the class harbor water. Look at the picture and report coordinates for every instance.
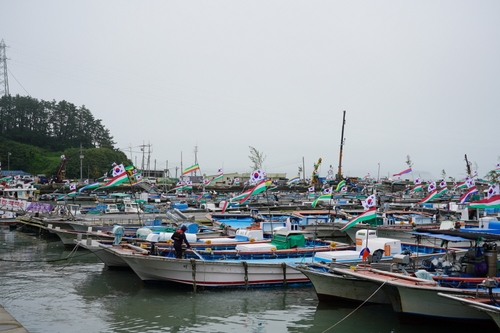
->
[0,226,482,332]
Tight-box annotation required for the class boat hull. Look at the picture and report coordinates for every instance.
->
[296,264,390,304]
[114,250,309,288]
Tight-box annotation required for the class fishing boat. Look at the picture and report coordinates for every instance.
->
[325,265,499,323]
[207,210,298,237]
[99,229,349,289]
[75,228,272,269]
[438,292,500,329]
[0,180,41,226]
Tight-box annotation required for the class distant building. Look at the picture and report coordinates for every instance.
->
[205,172,287,185]
[1,170,31,177]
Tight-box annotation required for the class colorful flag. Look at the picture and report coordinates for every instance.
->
[112,164,126,177]
[414,177,422,185]
[311,194,332,208]
[287,177,300,187]
[78,182,100,193]
[335,180,346,192]
[340,207,377,232]
[487,184,500,199]
[99,172,129,189]
[469,194,500,209]
[466,177,475,189]
[308,186,315,192]
[392,168,412,177]
[238,179,271,204]
[459,186,478,204]
[249,169,266,184]
[229,188,253,203]
[323,187,333,195]
[437,187,449,197]
[360,247,371,261]
[182,163,200,176]
[361,194,377,210]
[419,190,440,204]
[221,200,229,214]
[411,184,423,193]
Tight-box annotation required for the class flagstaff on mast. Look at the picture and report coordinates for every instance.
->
[337,110,346,180]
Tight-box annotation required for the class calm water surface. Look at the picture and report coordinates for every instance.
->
[0,227,481,332]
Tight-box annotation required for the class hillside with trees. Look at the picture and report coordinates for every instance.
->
[0,94,129,180]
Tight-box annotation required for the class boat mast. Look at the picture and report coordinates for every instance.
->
[337,110,346,180]
[464,154,471,176]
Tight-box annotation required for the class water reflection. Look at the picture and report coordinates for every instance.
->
[0,228,493,333]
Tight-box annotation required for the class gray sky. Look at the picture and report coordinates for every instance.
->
[2,1,499,180]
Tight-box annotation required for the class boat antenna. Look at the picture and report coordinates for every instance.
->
[337,110,346,180]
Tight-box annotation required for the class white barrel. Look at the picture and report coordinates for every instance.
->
[136,227,153,239]
[158,232,197,243]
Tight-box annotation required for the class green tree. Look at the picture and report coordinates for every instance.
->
[0,95,115,151]
[248,146,266,171]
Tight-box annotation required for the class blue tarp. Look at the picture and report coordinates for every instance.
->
[408,231,470,242]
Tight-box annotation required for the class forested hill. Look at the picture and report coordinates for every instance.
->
[0,94,129,179]
[0,94,114,150]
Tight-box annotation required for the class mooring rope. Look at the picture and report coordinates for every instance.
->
[55,242,81,271]
[321,279,388,333]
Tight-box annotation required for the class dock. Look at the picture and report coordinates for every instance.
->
[0,305,29,332]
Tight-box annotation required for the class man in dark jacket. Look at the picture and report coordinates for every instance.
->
[172,225,190,259]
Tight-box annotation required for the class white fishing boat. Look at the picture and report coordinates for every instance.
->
[100,229,348,289]
[75,238,130,268]
[123,200,142,214]
[438,292,500,329]
[327,265,499,323]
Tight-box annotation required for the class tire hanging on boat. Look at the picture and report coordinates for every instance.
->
[281,262,287,287]
[242,261,249,289]
[190,258,197,292]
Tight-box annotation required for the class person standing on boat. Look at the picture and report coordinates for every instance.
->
[172,225,191,259]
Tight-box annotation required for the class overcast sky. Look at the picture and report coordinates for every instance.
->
[2,1,499,180]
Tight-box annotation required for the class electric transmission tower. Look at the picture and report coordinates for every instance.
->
[0,39,9,97]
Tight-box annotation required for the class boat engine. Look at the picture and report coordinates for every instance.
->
[480,278,500,307]
[112,225,124,245]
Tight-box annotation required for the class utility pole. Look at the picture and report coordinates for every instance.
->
[0,39,9,97]
[337,110,346,180]
[302,157,305,181]
[193,145,198,176]
[79,143,84,184]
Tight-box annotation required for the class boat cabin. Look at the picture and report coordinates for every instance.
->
[104,204,120,214]
[123,201,142,214]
